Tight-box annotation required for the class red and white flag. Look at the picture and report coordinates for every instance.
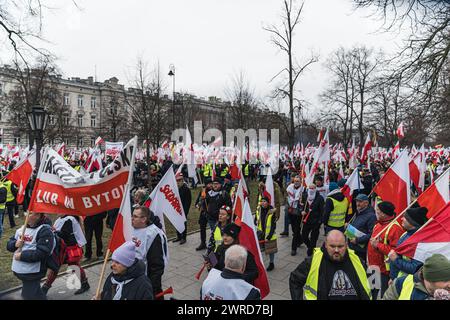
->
[341,168,363,203]
[361,132,372,163]
[28,137,137,216]
[373,149,410,214]
[148,166,187,233]
[392,141,400,160]
[409,144,426,194]
[416,168,450,219]
[5,150,36,204]
[108,183,133,252]
[95,136,105,146]
[338,166,345,181]
[239,198,270,299]
[307,128,330,185]
[264,167,275,208]
[56,142,65,157]
[396,122,405,139]
[395,202,450,262]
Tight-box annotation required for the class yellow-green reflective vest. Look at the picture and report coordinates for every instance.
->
[220,166,229,177]
[398,274,415,300]
[244,164,249,177]
[213,226,223,252]
[383,220,402,272]
[397,232,412,278]
[203,164,211,177]
[4,180,15,203]
[327,197,349,228]
[256,207,277,241]
[0,182,6,209]
[303,248,372,300]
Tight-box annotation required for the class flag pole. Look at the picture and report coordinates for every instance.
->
[94,249,110,299]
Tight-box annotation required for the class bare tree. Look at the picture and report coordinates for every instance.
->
[102,94,128,142]
[263,0,318,147]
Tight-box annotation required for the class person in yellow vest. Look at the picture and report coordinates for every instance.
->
[219,164,229,180]
[207,205,232,255]
[255,196,278,272]
[203,163,212,179]
[0,180,7,238]
[4,179,18,228]
[323,179,349,234]
[382,254,450,300]
[289,230,371,300]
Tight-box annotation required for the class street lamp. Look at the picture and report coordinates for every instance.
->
[168,64,175,131]
[27,105,48,170]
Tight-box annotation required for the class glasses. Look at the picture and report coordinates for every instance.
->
[132,214,145,219]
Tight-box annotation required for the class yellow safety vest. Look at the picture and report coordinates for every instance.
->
[4,180,15,203]
[383,220,402,272]
[220,166,229,177]
[303,248,372,300]
[327,197,349,228]
[0,182,6,210]
[256,207,277,241]
[203,164,211,177]
[244,164,249,177]
[213,226,223,252]
[74,165,81,172]
[397,232,412,278]
[398,274,415,300]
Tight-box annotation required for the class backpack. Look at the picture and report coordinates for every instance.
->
[47,231,67,272]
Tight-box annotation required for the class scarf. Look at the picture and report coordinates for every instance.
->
[111,277,133,300]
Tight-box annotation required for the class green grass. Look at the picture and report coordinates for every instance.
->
[0,180,282,292]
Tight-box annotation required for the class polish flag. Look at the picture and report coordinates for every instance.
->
[108,183,133,252]
[341,168,363,203]
[95,136,104,146]
[361,133,372,163]
[338,165,345,181]
[396,122,405,139]
[372,149,410,214]
[416,168,449,219]
[5,150,36,204]
[392,141,400,160]
[239,198,270,299]
[56,142,65,156]
[265,167,275,208]
[409,144,426,194]
[307,128,330,185]
[395,202,450,262]
[232,177,248,226]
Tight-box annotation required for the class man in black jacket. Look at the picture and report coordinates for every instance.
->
[7,212,54,300]
[84,211,106,261]
[174,172,192,245]
[194,178,212,251]
[99,241,153,300]
[301,184,325,256]
[205,179,232,231]
[289,230,371,300]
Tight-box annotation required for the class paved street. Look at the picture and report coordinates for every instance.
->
[1,207,324,300]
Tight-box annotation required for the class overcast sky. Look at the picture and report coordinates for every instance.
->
[2,0,406,115]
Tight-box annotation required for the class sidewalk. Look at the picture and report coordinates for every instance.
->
[1,207,323,300]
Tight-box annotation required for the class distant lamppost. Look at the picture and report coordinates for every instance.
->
[27,105,48,170]
[168,64,175,131]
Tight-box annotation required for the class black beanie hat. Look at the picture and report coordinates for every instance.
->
[222,223,241,240]
[378,201,396,216]
[405,207,428,227]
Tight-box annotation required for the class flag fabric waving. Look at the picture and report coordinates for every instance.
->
[238,198,270,298]
[396,122,405,139]
[395,202,450,262]
[416,168,450,219]
[108,183,133,252]
[341,168,363,203]
[28,137,137,216]
[5,150,36,204]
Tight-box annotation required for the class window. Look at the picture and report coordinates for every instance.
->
[48,115,55,125]
[77,114,83,127]
[0,112,2,121]
[91,97,96,109]
[64,93,70,106]
[77,136,83,147]
[64,138,70,145]
[0,82,3,95]
[110,103,117,115]
[91,137,96,147]
[14,135,21,145]
[78,95,84,107]
[90,115,96,127]
[63,114,70,126]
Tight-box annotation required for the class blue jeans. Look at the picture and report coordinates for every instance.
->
[0,209,4,238]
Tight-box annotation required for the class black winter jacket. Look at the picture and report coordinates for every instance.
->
[178,183,192,217]
[206,189,232,221]
[6,218,54,281]
[101,259,154,300]
[323,190,348,225]
[300,191,324,226]
[146,231,166,295]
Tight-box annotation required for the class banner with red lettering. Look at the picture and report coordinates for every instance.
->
[28,137,137,216]
[105,141,124,158]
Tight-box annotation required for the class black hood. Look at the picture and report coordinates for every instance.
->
[328,191,345,201]
[113,259,146,282]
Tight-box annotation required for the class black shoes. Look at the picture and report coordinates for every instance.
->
[280,231,289,237]
[266,263,275,272]
[179,238,186,245]
[291,250,297,256]
[74,281,90,295]
[41,284,50,295]
[173,238,181,243]
[196,243,206,251]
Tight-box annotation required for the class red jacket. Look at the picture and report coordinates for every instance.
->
[367,218,404,275]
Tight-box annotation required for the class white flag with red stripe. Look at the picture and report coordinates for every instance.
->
[361,132,372,162]
[416,168,450,219]
[108,183,133,252]
[396,122,405,139]
[341,168,362,202]
[396,202,450,262]
[409,144,426,194]
[239,198,270,299]
[265,167,275,208]
[373,149,410,213]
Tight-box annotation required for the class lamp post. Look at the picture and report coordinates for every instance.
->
[168,64,175,131]
[27,105,48,170]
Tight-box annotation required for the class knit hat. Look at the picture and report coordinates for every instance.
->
[423,254,450,282]
[329,182,339,192]
[337,178,347,188]
[404,207,428,227]
[261,196,270,203]
[112,241,136,267]
[378,201,396,216]
[222,223,241,240]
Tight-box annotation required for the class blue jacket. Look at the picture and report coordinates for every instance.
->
[348,206,376,254]
[389,228,423,279]
[394,273,429,300]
